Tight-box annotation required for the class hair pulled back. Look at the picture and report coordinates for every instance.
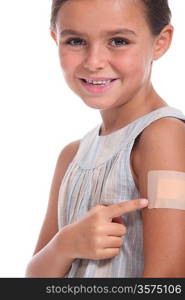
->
[50,0,171,35]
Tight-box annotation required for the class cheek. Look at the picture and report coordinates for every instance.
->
[114,51,146,76]
[59,49,81,75]
[117,51,152,86]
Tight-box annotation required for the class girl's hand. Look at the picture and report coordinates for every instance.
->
[59,198,148,260]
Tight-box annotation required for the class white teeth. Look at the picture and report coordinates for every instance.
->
[85,79,112,85]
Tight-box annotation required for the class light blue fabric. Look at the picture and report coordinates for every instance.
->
[58,106,185,277]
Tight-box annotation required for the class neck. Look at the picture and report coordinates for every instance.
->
[99,83,168,135]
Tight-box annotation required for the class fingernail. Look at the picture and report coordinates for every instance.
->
[140,199,148,206]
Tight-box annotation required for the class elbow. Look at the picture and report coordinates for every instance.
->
[25,263,32,278]
[25,261,35,278]
[24,257,40,278]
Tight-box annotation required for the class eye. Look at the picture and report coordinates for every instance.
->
[64,38,86,46]
[110,38,129,47]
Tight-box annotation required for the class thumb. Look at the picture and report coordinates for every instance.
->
[106,198,148,220]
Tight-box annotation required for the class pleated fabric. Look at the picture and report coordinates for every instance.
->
[58,106,185,277]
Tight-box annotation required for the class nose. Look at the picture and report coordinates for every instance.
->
[83,45,108,71]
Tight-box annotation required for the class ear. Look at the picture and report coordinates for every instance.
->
[153,24,174,61]
[50,30,59,45]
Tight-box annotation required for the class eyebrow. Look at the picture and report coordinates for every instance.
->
[60,28,137,37]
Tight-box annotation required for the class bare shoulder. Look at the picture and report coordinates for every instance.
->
[57,139,81,172]
[48,139,81,200]
[140,117,185,145]
[132,117,185,184]
[33,139,81,255]
[152,116,185,128]
[51,139,81,192]
[139,116,185,168]
[60,139,81,158]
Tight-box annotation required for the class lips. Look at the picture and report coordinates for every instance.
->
[81,77,117,82]
[79,77,118,94]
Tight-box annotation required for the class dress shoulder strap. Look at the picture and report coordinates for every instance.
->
[126,106,185,143]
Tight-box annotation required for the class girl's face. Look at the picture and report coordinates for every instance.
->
[52,0,159,110]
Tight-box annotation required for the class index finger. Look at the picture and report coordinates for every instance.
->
[106,199,148,219]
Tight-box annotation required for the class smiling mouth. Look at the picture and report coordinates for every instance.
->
[79,77,118,94]
[80,78,117,86]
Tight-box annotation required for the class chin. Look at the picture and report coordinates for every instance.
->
[82,101,106,110]
[82,97,115,110]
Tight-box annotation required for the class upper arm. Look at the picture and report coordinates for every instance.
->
[33,140,81,256]
[135,117,185,277]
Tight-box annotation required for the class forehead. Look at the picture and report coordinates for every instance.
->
[56,0,149,34]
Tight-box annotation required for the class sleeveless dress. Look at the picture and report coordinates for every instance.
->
[57,106,185,277]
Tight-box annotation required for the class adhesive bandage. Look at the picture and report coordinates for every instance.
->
[147,170,185,209]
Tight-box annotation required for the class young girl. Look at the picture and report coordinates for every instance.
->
[25,0,185,277]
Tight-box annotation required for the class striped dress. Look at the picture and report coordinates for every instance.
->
[58,106,185,277]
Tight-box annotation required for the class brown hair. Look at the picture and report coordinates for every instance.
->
[50,0,171,35]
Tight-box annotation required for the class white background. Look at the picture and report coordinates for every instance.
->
[0,1,184,277]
